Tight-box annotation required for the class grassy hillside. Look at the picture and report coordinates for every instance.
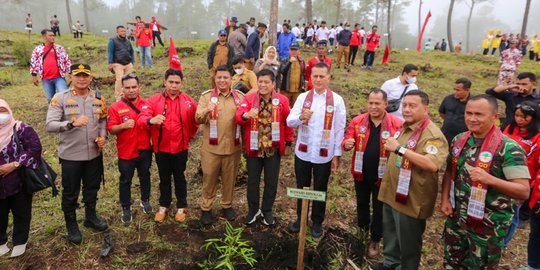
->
[0,30,538,270]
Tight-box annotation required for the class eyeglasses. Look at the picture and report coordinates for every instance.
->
[219,35,227,37]
[122,73,138,80]
[516,104,536,113]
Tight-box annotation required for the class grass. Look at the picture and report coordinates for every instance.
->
[0,29,536,269]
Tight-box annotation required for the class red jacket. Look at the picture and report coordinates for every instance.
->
[137,27,153,47]
[306,56,332,90]
[138,91,199,154]
[365,31,380,52]
[236,93,294,157]
[150,20,161,32]
[530,176,540,211]
[107,97,152,160]
[342,112,403,178]
[350,30,362,46]
[502,126,540,182]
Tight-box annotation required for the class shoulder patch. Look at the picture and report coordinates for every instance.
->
[201,89,213,96]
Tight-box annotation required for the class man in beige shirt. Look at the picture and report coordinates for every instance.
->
[196,65,245,225]
[370,90,448,270]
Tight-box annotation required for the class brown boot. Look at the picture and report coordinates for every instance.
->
[368,241,380,257]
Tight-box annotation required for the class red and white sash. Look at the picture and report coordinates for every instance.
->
[209,88,242,145]
[249,92,281,155]
[298,89,334,157]
[353,113,392,181]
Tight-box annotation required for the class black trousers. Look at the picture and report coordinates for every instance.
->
[363,51,375,67]
[483,48,489,55]
[153,31,164,47]
[60,156,102,213]
[349,45,359,65]
[355,176,383,242]
[156,151,188,209]
[294,156,332,225]
[0,191,32,245]
[118,150,152,208]
[246,154,281,215]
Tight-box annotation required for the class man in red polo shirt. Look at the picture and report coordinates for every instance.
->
[138,69,198,223]
[107,74,153,224]
[135,21,153,69]
[306,41,332,90]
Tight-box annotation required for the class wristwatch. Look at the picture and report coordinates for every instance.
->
[147,118,153,126]
[66,120,74,130]
[396,146,407,156]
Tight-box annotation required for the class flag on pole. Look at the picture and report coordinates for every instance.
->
[382,43,391,64]
[225,17,230,27]
[169,36,182,71]
[416,10,432,52]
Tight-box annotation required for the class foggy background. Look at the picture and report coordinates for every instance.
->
[1,0,538,52]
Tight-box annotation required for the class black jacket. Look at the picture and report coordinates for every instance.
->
[279,57,306,92]
[207,41,235,69]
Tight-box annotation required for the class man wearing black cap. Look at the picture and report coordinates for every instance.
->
[279,42,306,106]
[229,24,247,58]
[225,16,239,42]
[46,63,108,244]
[306,41,333,90]
[245,23,267,71]
[207,30,235,88]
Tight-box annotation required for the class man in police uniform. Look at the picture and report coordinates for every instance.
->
[370,90,448,270]
[195,65,244,225]
[46,64,108,244]
[441,94,530,269]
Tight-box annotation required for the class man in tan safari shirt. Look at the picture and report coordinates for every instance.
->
[196,65,244,225]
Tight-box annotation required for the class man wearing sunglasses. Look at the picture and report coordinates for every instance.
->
[486,72,540,129]
[207,30,235,88]
[107,74,153,224]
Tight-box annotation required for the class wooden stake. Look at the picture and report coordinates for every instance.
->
[297,187,310,270]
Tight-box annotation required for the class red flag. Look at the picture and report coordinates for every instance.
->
[169,37,182,71]
[416,10,432,52]
[381,43,390,64]
[225,16,230,27]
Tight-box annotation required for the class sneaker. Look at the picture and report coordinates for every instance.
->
[244,209,262,225]
[289,220,300,233]
[367,66,373,70]
[154,207,169,223]
[121,207,132,224]
[361,65,367,69]
[311,223,323,238]
[10,243,26,258]
[222,208,236,221]
[175,208,187,222]
[140,200,153,214]
[0,243,9,256]
[368,241,380,257]
[369,263,394,270]
[261,212,275,226]
[200,210,214,225]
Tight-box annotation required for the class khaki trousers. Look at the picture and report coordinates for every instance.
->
[337,45,350,68]
[200,149,241,211]
[112,63,133,99]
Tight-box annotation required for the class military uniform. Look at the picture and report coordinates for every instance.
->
[443,133,530,270]
[378,120,448,270]
[195,89,244,212]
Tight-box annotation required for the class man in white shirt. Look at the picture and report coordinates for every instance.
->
[292,23,302,39]
[380,64,419,120]
[247,17,257,36]
[329,25,337,48]
[359,26,366,48]
[286,62,346,238]
[315,21,329,44]
[336,23,343,35]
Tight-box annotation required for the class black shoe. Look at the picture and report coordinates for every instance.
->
[311,223,323,238]
[222,208,236,221]
[140,200,153,214]
[244,209,262,225]
[261,212,275,226]
[84,207,109,231]
[121,207,132,224]
[369,263,394,270]
[64,212,82,245]
[289,220,300,233]
[200,210,214,225]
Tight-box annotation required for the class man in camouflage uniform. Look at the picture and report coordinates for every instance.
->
[441,94,530,269]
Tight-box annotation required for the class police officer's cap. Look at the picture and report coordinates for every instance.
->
[70,63,92,76]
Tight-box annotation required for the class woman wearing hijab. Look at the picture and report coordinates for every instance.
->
[0,99,42,257]
[254,46,280,79]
